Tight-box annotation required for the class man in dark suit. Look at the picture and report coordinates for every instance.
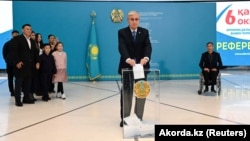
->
[48,34,56,94]
[118,10,152,127]
[13,24,39,106]
[199,42,223,93]
[2,30,19,96]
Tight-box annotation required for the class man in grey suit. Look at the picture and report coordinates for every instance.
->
[13,24,39,106]
[118,11,152,127]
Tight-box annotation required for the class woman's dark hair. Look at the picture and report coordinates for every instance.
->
[35,33,44,49]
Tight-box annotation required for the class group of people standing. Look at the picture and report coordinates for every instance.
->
[2,24,68,107]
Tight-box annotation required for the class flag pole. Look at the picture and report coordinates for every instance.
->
[91,11,95,84]
[91,11,96,23]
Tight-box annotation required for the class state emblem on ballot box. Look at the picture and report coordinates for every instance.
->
[134,80,150,98]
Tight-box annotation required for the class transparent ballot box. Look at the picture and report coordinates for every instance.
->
[121,68,160,139]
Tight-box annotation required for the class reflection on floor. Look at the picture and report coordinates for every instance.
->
[0,69,249,141]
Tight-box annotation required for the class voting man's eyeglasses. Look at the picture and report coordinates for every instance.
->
[129,18,139,21]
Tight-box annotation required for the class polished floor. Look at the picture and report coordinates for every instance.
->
[0,69,250,141]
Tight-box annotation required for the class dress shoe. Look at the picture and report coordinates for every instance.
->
[120,121,123,127]
[35,92,43,96]
[23,99,35,104]
[42,96,50,101]
[120,121,127,127]
[30,98,37,102]
[203,89,208,93]
[42,98,48,102]
[30,93,37,101]
[15,101,23,107]
[211,89,217,93]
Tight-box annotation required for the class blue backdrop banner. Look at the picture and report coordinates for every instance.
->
[12,1,216,80]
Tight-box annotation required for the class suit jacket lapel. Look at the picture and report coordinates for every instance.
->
[135,27,142,43]
[21,34,31,50]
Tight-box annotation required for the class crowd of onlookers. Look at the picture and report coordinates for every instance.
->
[2,23,68,107]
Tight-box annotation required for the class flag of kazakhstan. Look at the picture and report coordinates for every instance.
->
[85,12,101,81]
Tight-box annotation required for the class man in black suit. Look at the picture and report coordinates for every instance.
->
[2,30,19,96]
[199,42,223,93]
[48,34,56,94]
[118,10,152,127]
[13,24,39,106]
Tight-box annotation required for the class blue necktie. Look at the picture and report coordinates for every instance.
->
[132,31,136,41]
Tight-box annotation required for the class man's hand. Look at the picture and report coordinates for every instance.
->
[211,68,217,71]
[140,58,148,65]
[127,59,136,66]
[16,62,23,69]
[36,63,40,70]
[204,68,209,72]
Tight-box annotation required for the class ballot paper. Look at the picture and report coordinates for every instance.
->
[123,114,155,138]
[124,114,142,126]
[139,121,155,137]
[133,64,145,79]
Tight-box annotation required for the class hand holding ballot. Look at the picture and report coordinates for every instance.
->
[133,64,145,79]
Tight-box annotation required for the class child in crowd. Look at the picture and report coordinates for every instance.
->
[52,42,68,99]
[38,44,57,101]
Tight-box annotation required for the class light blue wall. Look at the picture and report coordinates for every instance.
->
[13,1,216,81]
[0,30,12,69]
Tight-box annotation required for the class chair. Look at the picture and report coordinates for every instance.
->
[197,72,221,95]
